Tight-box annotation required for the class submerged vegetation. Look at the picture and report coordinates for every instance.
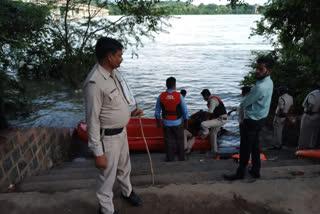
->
[0,0,173,123]
[0,0,50,124]
[108,1,260,15]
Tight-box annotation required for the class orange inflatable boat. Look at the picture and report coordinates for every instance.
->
[77,118,211,152]
[295,149,320,159]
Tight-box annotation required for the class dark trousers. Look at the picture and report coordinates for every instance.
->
[237,118,264,176]
[239,123,245,146]
[163,124,185,161]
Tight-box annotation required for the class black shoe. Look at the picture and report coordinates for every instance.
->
[164,158,174,162]
[223,173,244,181]
[121,191,143,207]
[248,169,261,179]
[98,205,102,214]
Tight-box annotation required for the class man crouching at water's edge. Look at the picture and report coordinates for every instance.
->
[83,37,143,214]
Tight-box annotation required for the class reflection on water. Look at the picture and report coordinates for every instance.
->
[10,15,272,147]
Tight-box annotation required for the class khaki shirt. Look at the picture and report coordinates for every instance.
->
[275,93,293,115]
[208,97,227,118]
[83,64,131,156]
[208,97,219,113]
[303,89,320,113]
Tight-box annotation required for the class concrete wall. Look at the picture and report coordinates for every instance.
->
[0,127,73,192]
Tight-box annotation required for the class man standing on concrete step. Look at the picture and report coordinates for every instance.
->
[84,37,143,214]
[224,56,274,181]
[297,82,320,150]
[155,77,189,162]
[271,86,293,149]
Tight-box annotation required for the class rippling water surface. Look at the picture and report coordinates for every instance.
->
[10,15,272,148]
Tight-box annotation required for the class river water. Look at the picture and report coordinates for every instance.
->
[10,15,272,149]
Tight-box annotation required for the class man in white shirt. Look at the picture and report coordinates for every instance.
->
[298,82,320,149]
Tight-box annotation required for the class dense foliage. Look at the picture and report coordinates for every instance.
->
[241,0,320,114]
[0,0,173,124]
[109,1,259,15]
[17,0,172,87]
[0,0,50,124]
[0,1,50,71]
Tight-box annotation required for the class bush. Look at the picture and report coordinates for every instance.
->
[242,0,320,114]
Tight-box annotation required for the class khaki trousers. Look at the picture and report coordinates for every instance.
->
[97,128,132,214]
[201,117,227,153]
[184,129,195,151]
[272,116,286,148]
[298,113,320,149]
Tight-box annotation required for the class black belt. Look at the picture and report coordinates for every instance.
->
[100,128,123,136]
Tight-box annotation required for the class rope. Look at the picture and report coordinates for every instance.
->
[116,70,155,185]
[138,115,155,185]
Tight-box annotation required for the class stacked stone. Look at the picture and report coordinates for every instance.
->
[0,127,72,192]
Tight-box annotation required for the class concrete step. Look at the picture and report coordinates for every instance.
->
[17,151,320,193]
[23,171,98,183]
[17,164,320,193]
[21,152,318,186]
[59,159,94,168]
[3,176,320,214]
[51,153,318,171]
[17,178,97,193]
[39,166,98,175]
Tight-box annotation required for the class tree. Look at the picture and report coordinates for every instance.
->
[242,0,320,113]
[0,0,263,124]
[3,0,253,88]
[28,0,172,87]
[0,0,50,126]
[1,0,176,122]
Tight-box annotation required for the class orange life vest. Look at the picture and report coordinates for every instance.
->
[207,95,227,118]
[160,91,182,120]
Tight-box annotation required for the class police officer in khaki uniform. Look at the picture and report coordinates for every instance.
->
[272,86,293,149]
[84,37,143,214]
[298,82,320,150]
